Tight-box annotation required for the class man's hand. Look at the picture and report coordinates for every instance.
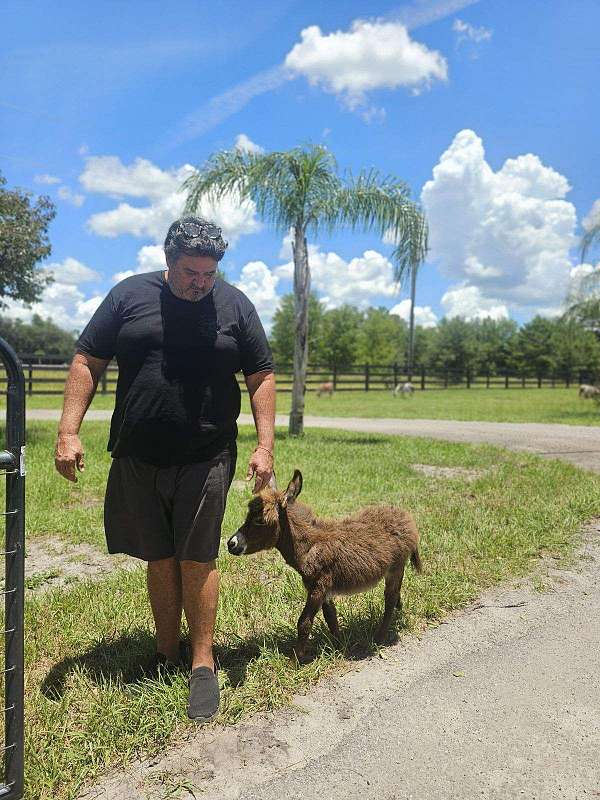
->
[246,446,274,493]
[54,433,85,482]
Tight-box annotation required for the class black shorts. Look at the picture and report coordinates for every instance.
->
[104,445,236,563]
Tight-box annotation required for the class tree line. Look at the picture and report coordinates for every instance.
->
[270,293,600,379]
[2,298,600,382]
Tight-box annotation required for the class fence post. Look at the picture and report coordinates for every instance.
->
[505,373,509,389]
[444,369,449,389]
[537,374,542,389]
[421,365,426,391]
[551,370,555,389]
[332,364,337,391]
[566,371,570,389]
[101,372,107,395]
[521,373,526,389]
[486,370,490,389]
[393,362,398,389]
[466,368,471,389]
[365,364,370,392]
[27,363,33,397]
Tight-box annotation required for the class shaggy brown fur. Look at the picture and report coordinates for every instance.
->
[227,470,422,661]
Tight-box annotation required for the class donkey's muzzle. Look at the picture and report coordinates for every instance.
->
[227,531,246,556]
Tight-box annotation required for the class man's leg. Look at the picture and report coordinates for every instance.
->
[147,556,182,663]
[180,560,219,671]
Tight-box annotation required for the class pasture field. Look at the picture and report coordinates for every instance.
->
[4,384,600,426]
[8,421,600,799]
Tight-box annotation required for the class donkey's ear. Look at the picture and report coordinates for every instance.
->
[282,470,302,507]
[268,471,278,490]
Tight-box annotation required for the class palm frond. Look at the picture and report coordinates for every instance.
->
[581,220,600,263]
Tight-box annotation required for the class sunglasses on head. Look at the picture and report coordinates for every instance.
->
[178,221,222,240]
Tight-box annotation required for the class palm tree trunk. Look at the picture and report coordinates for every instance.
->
[289,225,310,436]
[407,263,417,379]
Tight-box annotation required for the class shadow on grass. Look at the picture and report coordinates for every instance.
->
[41,607,404,700]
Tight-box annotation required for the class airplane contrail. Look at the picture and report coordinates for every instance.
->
[164,0,482,150]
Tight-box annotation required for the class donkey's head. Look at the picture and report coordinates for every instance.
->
[227,470,303,556]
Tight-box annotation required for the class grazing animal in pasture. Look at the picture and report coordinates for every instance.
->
[316,381,334,397]
[394,381,415,398]
[227,470,422,662]
[579,384,600,399]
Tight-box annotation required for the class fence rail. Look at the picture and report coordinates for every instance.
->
[0,360,598,396]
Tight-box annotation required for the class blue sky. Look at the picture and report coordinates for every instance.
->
[1,0,598,333]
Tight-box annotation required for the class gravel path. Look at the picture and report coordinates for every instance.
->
[80,522,600,800]
[29,410,600,473]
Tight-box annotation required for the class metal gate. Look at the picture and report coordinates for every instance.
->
[0,337,25,800]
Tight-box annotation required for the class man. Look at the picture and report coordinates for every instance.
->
[54,216,275,723]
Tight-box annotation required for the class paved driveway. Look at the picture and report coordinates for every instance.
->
[31,409,600,473]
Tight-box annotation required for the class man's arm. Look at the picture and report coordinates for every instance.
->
[244,369,276,492]
[54,352,110,482]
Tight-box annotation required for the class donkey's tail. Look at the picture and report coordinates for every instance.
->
[410,547,423,574]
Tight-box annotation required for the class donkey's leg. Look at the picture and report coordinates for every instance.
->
[375,562,405,644]
[322,599,341,640]
[295,587,326,663]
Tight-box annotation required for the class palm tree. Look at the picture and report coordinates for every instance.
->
[581,216,600,264]
[563,211,600,330]
[183,144,427,435]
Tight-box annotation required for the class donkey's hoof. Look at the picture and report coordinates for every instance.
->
[375,628,397,646]
[292,645,312,665]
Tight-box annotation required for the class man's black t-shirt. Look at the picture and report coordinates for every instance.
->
[76,272,273,466]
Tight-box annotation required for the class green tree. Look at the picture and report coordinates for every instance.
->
[270,293,324,364]
[425,317,479,380]
[317,305,363,367]
[0,171,55,305]
[551,319,600,379]
[514,316,557,376]
[472,318,519,374]
[183,144,426,435]
[356,307,407,365]
[0,314,76,359]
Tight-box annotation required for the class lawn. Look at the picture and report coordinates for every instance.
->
[11,421,600,799]
[7,385,600,426]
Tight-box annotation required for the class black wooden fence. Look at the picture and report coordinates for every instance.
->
[2,359,598,396]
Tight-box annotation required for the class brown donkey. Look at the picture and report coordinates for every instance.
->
[227,470,422,661]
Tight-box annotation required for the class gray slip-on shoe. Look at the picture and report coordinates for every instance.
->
[187,666,219,722]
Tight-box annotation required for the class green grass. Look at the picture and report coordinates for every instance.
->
[7,386,600,426]
[13,421,600,799]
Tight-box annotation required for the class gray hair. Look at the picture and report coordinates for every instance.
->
[164,216,228,265]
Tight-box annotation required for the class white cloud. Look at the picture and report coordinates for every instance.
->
[441,285,509,320]
[234,261,280,331]
[235,133,264,154]
[34,173,60,185]
[452,18,492,44]
[389,299,438,327]
[43,257,100,285]
[83,155,261,246]
[80,156,190,200]
[284,21,447,110]
[112,245,166,284]
[421,129,578,317]
[276,243,400,309]
[57,186,85,207]
[2,282,103,333]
